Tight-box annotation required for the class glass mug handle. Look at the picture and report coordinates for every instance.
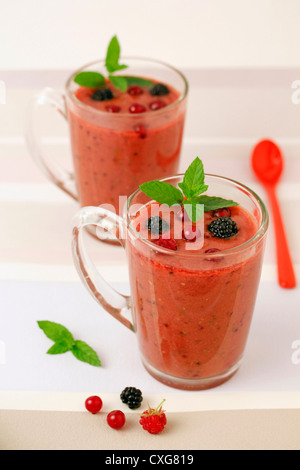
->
[72,206,134,332]
[25,87,78,201]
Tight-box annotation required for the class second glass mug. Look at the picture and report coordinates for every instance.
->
[25,58,188,231]
[72,174,269,391]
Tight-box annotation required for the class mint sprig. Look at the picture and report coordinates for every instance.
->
[139,157,239,223]
[74,71,105,88]
[37,321,101,367]
[74,35,154,91]
[105,35,128,74]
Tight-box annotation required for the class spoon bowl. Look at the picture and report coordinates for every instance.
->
[251,139,283,186]
[251,139,296,289]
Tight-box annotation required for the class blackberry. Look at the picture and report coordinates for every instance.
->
[120,387,143,409]
[146,216,169,235]
[208,216,238,239]
[91,88,114,101]
[149,83,170,96]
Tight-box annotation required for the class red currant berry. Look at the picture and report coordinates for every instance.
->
[129,103,147,114]
[128,85,143,96]
[204,248,222,261]
[175,206,188,221]
[182,225,201,242]
[212,208,231,218]
[105,104,121,113]
[85,395,103,414]
[155,238,177,251]
[134,124,147,139]
[107,410,126,429]
[149,100,166,111]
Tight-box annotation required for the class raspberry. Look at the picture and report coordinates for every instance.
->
[149,83,170,96]
[91,88,114,101]
[120,387,143,409]
[139,400,167,434]
[208,217,238,239]
[147,216,169,235]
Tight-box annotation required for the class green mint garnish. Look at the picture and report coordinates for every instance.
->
[105,35,128,74]
[108,74,128,92]
[37,321,101,367]
[139,157,239,223]
[74,35,154,91]
[74,71,105,88]
[120,76,155,87]
[139,180,183,206]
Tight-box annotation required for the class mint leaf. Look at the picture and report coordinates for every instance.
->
[120,76,154,87]
[38,321,102,367]
[71,340,101,367]
[109,74,128,92]
[74,71,105,88]
[183,200,204,223]
[178,157,206,198]
[47,341,72,355]
[140,181,183,206]
[105,35,128,74]
[193,195,239,212]
[37,321,74,346]
[139,157,239,223]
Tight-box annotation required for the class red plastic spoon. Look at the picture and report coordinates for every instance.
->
[251,139,296,288]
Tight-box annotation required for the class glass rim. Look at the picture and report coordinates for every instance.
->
[125,173,269,258]
[65,56,189,117]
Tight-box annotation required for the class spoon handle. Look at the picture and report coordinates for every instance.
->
[267,186,296,288]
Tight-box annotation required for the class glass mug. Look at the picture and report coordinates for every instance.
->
[25,58,188,214]
[72,174,269,391]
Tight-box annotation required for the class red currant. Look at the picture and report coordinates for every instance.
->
[105,104,121,113]
[85,395,103,414]
[182,225,201,242]
[149,100,166,111]
[204,248,222,261]
[212,208,231,218]
[129,103,147,114]
[107,410,126,429]
[175,206,188,221]
[128,85,143,96]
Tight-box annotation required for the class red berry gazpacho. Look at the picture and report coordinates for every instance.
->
[125,159,268,390]
[66,37,188,213]
[68,80,185,210]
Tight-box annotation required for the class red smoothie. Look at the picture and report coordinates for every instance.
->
[66,79,186,212]
[126,201,265,389]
